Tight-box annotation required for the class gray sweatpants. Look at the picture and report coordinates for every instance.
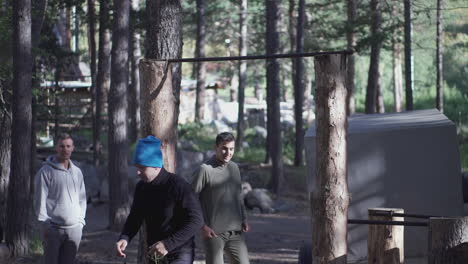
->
[43,224,82,264]
[203,231,250,264]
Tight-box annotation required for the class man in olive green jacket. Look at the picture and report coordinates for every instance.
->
[192,132,250,264]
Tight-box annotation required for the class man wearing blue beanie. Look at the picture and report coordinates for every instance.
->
[115,136,204,263]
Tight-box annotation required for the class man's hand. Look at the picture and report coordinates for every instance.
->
[201,225,217,239]
[116,239,128,258]
[149,241,168,257]
[242,221,250,232]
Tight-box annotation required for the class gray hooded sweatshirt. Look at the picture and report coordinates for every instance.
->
[34,155,87,228]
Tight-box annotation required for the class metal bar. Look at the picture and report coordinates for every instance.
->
[348,219,428,227]
[369,211,441,219]
[153,50,353,63]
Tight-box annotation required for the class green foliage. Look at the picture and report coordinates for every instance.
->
[178,122,217,152]
[29,231,43,255]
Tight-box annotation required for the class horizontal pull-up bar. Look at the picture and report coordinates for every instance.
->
[369,211,442,219]
[153,50,353,63]
[348,219,428,227]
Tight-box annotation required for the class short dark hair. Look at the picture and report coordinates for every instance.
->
[215,132,235,145]
[55,133,73,145]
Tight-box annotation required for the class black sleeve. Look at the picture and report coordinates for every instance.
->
[162,180,204,252]
[120,182,144,242]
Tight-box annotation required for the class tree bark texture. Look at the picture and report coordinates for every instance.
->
[436,0,443,112]
[391,0,403,112]
[404,0,413,110]
[139,60,178,173]
[346,0,356,116]
[428,217,468,264]
[376,71,385,113]
[7,0,32,256]
[0,88,11,243]
[138,60,178,264]
[312,54,349,264]
[194,0,206,122]
[293,0,305,167]
[140,2,182,262]
[236,0,248,151]
[88,0,98,166]
[392,43,403,112]
[128,0,142,144]
[95,0,111,167]
[265,0,284,195]
[368,208,404,264]
[289,0,296,102]
[365,0,382,114]
[145,0,182,98]
[108,0,130,231]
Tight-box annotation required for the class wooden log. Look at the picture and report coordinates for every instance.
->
[368,208,404,264]
[428,217,468,264]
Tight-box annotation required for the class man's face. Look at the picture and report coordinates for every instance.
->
[135,165,160,183]
[55,138,74,161]
[215,140,235,164]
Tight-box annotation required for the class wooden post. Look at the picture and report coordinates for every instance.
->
[429,217,468,264]
[312,54,349,264]
[368,208,404,264]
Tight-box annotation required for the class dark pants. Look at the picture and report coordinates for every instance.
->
[150,249,194,264]
[42,225,82,264]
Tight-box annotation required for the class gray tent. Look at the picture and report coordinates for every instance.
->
[305,109,463,261]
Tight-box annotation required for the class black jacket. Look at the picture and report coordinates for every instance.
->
[120,168,204,253]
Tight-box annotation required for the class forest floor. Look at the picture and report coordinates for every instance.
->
[5,188,312,264]
[76,194,311,264]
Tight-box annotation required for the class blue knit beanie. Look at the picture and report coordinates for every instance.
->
[133,136,163,168]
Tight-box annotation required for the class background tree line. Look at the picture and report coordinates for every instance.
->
[0,0,466,259]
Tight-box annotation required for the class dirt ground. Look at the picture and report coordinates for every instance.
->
[77,197,311,264]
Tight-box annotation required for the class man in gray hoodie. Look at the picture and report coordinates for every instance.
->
[34,133,87,264]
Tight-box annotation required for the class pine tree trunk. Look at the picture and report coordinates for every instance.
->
[391,0,403,113]
[195,0,206,122]
[0,87,11,243]
[289,0,296,95]
[404,0,413,110]
[7,0,32,256]
[145,0,182,100]
[236,0,248,151]
[312,54,349,264]
[139,60,178,173]
[365,0,382,114]
[429,217,468,263]
[95,0,111,167]
[346,0,356,115]
[436,0,443,112]
[88,0,98,165]
[139,1,182,262]
[392,44,403,112]
[376,73,385,113]
[128,0,142,144]
[293,0,305,166]
[265,0,284,195]
[288,0,294,105]
[108,0,130,231]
